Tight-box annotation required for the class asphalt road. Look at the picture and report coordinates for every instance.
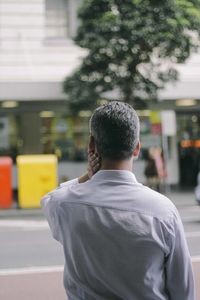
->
[0,191,200,299]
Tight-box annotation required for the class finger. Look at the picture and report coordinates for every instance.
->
[87,148,94,154]
[88,151,94,158]
[90,157,100,167]
[93,163,100,171]
[87,168,93,179]
[88,152,98,157]
[88,153,98,163]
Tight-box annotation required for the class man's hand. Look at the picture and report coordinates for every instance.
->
[78,152,100,183]
[87,152,100,179]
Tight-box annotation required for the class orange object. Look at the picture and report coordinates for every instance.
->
[0,157,13,208]
[180,140,193,148]
[194,140,200,148]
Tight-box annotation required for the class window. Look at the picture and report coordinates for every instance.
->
[45,0,68,39]
[40,114,89,161]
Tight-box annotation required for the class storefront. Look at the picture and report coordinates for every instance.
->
[2,99,200,189]
[0,101,91,163]
[177,112,200,187]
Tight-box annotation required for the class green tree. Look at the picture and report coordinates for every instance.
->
[63,0,200,112]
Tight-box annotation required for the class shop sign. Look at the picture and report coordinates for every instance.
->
[161,110,176,136]
[150,111,162,135]
[150,111,161,124]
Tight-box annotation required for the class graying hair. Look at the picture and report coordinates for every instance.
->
[89,101,140,160]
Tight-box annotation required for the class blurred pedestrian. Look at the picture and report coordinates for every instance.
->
[41,101,194,300]
[144,151,159,191]
[152,147,167,192]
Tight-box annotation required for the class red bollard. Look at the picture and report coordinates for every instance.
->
[0,157,13,208]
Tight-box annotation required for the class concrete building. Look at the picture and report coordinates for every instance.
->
[0,0,200,189]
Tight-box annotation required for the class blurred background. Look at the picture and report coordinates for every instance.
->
[0,0,200,199]
[0,1,200,299]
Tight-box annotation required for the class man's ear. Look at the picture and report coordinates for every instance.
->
[133,141,141,158]
[88,135,96,153]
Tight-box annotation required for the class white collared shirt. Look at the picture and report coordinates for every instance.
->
[41,170,195,300]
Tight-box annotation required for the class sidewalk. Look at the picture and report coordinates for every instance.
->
[168,190,197,207]
[0,207,43,219]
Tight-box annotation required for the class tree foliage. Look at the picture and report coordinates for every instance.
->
[63,0,200,112]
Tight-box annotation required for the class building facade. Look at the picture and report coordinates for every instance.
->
[0,0,200,188]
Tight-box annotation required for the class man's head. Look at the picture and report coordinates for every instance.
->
[89,101,140,161]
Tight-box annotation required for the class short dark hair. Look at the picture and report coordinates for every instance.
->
[90,101,140,160]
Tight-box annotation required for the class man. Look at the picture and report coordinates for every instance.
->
[41,101,195,300]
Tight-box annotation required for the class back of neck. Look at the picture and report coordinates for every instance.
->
[100,159,133,171]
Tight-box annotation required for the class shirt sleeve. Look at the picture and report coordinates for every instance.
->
[165,210,195,300]
[41,178,78,243]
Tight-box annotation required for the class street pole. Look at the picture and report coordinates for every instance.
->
[161,134,171,195]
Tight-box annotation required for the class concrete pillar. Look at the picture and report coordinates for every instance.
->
[167,136,180,185]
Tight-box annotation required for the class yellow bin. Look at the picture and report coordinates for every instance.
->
[17,155,58,208]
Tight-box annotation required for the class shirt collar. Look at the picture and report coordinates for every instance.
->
[91,170,138,183]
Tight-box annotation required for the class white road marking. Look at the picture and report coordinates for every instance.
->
[185,231,200,238]
[0,265,63,276]
[0,220,48,230]
[181,216,200,222]
[191,256,200,263]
